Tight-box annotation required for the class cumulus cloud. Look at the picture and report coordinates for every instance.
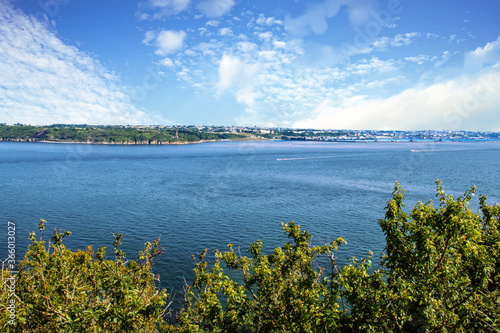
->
[196,0,235,18]
[294,69,500,131]
[157,30,186,54]
[233,36,500,129]
[256,14,283,26]
[206,19,220,27]
[142,30,156,44]
[257,31,273,40]
[217,54,260,105]
[219,27,233,36]
[465,36,500,71]
[150,4,500,131]
[0,3,156,125]
[144,30,187,55]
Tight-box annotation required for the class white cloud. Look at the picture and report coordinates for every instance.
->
[217,54,256,90]
[139,0,191,19]
[273,40,287,49]
[256,14,283,26]
[160,57,175,67]
[153,6,500,130]
[196,0,235,18]
[206,19,220,27]
[294,69,500,131]
[344,0,375,26]
[365,76,404,89]
[219,27,233,36]
[142,31,156,45]
[217,54,261,106]
[237,41,258,53]
[372,32,420,50]
[320,32,421,65]
[404,55,435,65]
[348,57,399,75]
[465,36,500,71]
[193,41,224,57]
[285,0,344,36]
[435,50,450,68]
[284,0,382,36]
[391,32,419,46]
[258,50,277,61]
[0,3,156,125]
[198,27,211,37]
[257,31,273,40]
[151,0,190,11]
[154,30,187,55]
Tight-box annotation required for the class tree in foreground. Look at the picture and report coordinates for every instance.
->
[339,180,500,332]
[0,220,170,332]
[1,180,499,332]
[174,180,500,332]
[173,222,345,332]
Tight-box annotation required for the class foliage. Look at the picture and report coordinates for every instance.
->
[174,222,346,332]
[0,220,170,332]
[338,180,500,332]
[0,125,246,144]
[1,181,499,332]
[174,180,500,332]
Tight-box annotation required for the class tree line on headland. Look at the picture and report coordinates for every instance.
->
[1,181,499,332]
[2,124,499,144]
[0,124,356,144]
[0,124,249,144]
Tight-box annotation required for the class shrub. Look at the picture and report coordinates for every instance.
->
[337,180,500,332]
[174,180,500,332]
[0,220,170,332]
[2,181,499,332]
[173,222,345,332]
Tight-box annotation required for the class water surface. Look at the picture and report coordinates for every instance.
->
[1,140,499,309]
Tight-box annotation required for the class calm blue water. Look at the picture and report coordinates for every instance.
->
[1,140,500,310]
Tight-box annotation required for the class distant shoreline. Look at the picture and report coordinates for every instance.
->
[0,138,265,145]
[1,138,499,146]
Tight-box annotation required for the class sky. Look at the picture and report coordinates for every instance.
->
[1,0,500,130]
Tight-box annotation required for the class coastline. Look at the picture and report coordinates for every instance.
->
[0,138,266,145]
[1,137,498,145]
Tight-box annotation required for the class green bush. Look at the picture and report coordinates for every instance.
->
[173,222,345,332]
[173,180,500,332]
[2,181,499,332]
[338,181,500,332]
[1,220,170,332]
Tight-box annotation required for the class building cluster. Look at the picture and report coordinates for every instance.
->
[3,123,499,141]
[280,129,500,142]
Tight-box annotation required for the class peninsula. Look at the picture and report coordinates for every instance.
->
[1,123,499,144]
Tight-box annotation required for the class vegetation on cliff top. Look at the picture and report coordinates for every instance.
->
[0,124,248,144]
[1,181,499,332]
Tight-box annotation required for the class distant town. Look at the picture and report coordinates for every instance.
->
[1,123,499,144]
[176,125,500,142]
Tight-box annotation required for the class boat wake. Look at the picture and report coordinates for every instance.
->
[277,155,337,161]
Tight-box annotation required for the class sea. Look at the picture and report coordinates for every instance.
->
[1,140,500,311]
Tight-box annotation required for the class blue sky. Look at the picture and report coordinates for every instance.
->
[1,0,500,130]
